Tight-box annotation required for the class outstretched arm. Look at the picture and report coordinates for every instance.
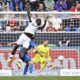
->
[38,15,48,30]
[26,0,32,22]
[7,41,18,46]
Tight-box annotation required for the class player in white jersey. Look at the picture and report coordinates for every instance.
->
[7,0,48,64]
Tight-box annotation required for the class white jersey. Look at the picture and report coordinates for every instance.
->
[24,22,38,35]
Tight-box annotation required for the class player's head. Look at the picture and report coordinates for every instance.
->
[43,40,49,46]
[36,18,41,26]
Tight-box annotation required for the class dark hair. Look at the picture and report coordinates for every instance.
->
[36,18,41,26]
[38,2,46,10]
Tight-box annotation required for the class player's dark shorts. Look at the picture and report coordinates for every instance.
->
[19,48,31,62]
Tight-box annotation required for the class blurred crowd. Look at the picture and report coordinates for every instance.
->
[0,0,80,12]
[0,15,80,32]
[0,0,80,32]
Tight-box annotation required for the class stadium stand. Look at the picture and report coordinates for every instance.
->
[0,0,79,11]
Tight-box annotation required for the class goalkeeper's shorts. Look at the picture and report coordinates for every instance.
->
[32,54,46,64]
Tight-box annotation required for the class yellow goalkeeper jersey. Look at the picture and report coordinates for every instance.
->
[35,44,52,61]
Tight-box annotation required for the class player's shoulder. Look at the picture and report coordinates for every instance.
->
[37,44,43,47]
[37,44,43,48]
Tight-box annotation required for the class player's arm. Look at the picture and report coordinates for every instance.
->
[7,41,18,46]
[26,0,32,22]
[38,15,48,30]
[33,48,39,54]
[47,49,52,62]
[47,53,52,62]
[33,45,41,54]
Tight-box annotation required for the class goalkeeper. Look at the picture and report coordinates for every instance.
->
[32,40,53,71]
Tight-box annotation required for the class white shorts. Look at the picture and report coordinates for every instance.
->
[16,33,31,48]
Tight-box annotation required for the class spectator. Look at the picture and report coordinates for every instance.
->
[9,0,15,11]
[9,0,23,11]
[9,20,16,27]
[46,21,57,32]
[37,2,46,11]
[65,22,78,31]
[54,0,58,2]
[15,4,20,11]
[49,5,57,11]
[17,0,23,11]
[44,0,54,10]
[48,15,62,30]
[59,37,70,47]
[20,21,28,31]
[70,3,80,12]
[4,0,10,5]
[5,5,11,11]
[66,0,79,10]
[0,4,3,11]
[2,21,7,31]
[78,20,80,31]
[14,21,20,31]
[29,0,37,11]
[0,0,2,6]
[0,21,2,30]
[55,0,67,11]
[6,20,16,32]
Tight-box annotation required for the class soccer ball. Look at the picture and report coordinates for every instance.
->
[58,55,64,61]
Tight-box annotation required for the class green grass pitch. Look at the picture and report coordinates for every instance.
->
[0,76,80,80]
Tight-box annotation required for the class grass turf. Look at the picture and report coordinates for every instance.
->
[0,76,80,80]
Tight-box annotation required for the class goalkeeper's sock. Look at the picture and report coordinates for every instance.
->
[23,64,29,75]
[29,64,33,73]
[41,63,46,70]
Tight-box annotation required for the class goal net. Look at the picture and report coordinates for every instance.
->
[0,12,80,76]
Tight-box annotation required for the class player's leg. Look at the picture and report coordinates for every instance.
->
[32,54,40,64]
[20,51,34,75]
[33,56,47,72]
[24,53,34,74]
[7,33,25,62]
[40,57,47,71]
[23,61,33,76]
[19,35,31,59]
[29,61,33,73]
[17,38,31,69]
[16,48,23,69]
[7,44,19,62]
[23,62,29,75]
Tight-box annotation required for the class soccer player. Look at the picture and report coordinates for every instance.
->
[32,40,53,72]
[7,0,48,63]
[19,40,36,76]
[8,40,36,75]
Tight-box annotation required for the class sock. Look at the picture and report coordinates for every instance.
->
[10,54,13,58]
[29,64,33,73]
[23,64,29,75]
[41,63,46,70]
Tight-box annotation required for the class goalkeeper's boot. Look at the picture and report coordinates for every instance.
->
[16,62,22,69]
[7,57,13,63]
